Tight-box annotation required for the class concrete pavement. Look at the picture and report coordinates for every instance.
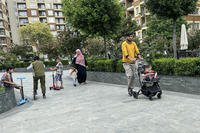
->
[0,71,200,133]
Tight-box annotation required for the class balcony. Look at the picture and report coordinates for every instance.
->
[54,0,62,3]
[119,0,125,4]
[127,6,134,12]
[17,0,26,3]
[37,0,45,3]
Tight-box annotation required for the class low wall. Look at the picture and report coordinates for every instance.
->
[0,87,16,114]
[87,71,200,95]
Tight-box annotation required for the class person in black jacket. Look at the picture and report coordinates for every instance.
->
[72,49,87,84]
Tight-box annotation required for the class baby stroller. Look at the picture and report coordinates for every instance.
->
[132,60,162,100]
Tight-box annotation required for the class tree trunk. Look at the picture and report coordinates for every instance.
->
[172,18,177,59]
[103,36,107,58]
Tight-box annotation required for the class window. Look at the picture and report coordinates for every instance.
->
[40,18,47,23]
[48,17,55,23]
[55,11,63,16]
[0,38,6,44]
[46,3,52,9]
[0,29,5,35]
[31,17,39,22]
[49,24,55,30]
[54,4,62,9]
[38,4,45,9]
[18,11,27,16]
[0,21,3,26]
[30,3,37,8]
[19,18,28,24]
[39,11,46,16]
[17,4,26,9]
[48,10,54,16]
[56,18,64,23]
[31,10,37,16]
[0,12,3,18]
[56,25,65,30]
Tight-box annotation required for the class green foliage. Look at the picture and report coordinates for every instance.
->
[152,58,176,75]
[86,58,200,76]
[62,0,123,38]
[87,59,121,72]
[188,30,200,50]
[10,45,33,61]
[140,16,186,59]
[152,58,200,76]
[146,0,198,20]
[57,26,86,59]
[19,22,54,56]
[0,50,18,69]
[146,0,198,58]
[0,86,5,94]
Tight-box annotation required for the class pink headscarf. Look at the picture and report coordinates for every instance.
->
[75,49,86,67]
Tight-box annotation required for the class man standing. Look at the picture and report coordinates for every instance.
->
[27,56,46,100]
[121,33,142,96]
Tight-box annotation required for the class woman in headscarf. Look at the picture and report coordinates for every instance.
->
[72,49,87,84]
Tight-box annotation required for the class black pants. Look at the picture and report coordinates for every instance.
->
[33,75,46,94]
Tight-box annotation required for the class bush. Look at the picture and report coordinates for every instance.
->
[152,58,176,75]
[152,57,200,76]
[87,59,120,72]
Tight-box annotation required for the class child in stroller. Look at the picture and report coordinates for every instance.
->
[133,60,162,100]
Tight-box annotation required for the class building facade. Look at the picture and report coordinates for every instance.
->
[15,0,65,37]
[0,0,12,51]
[120,0,150,41]
[120,0,200,40]
[186,0,200,31]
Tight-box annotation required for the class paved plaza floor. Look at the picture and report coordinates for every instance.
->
[0,71,200,133]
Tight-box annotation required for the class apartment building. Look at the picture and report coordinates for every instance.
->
[15,0,65,37]
[186,0,200,31]
[120,0,149,41]
[0,0,12,51]
[120,0,200,41]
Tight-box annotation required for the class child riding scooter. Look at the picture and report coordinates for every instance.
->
[49,57,64,90]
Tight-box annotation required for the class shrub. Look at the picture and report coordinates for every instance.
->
[152,58,176,75]
[152,57,200,76]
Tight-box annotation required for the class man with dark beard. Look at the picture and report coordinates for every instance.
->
[121,33,143,96]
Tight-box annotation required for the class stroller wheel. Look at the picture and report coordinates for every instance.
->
[157,92,162,99]
[133,91,138,99]
[149,96,153,101]
[49,87,52,90]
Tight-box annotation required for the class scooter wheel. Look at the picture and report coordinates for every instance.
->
[157,92,162,99]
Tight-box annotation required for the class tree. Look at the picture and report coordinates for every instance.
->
[141,16,186,59]
[188,30,200,50]
[10,45,33,61]
[19,22,54,56]
[113,16,138,43]
[57,27,86,60]
[146,0,198,58]
[62,0,123,56]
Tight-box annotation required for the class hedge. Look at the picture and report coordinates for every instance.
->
[87,59,124,72]
[0,60,69,70]
[152,58,200,76]
[87,58,200,76]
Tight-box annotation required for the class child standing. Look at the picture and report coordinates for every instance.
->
[50,57,64,89]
